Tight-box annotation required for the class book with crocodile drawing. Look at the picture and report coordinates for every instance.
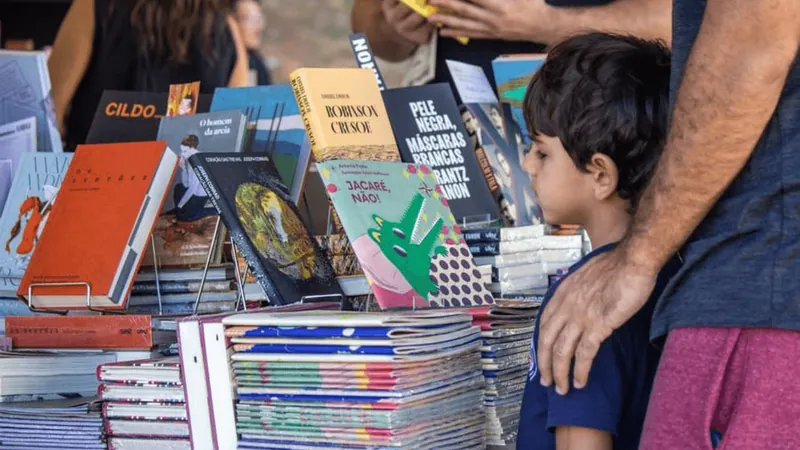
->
[317,160,494,310]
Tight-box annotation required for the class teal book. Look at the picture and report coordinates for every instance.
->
[491,54,546,145]
[0,152,73,296]
[317,160,494,310]
[210,84,312,204]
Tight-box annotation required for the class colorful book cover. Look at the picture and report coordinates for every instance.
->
[317,160,495,309]
[166,82,200,117]
[382,83,502,224]
[0,152,72,296]
[85,90,212,145]
[491,54,546,145]
[144,111,246,268]
[0,50,62,152]
[188,153,342,305]
[210,84,312,204]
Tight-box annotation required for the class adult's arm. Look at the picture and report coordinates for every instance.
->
[537,0,800,395]
[350,0,417,62]
[555,427,612,450]
[48,0,95,134]
[428,0,670,45]
[226,15,251,87]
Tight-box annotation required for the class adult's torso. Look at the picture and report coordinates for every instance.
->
[652,0,800,338]
[65,0,236,150]
[433,35,546,104]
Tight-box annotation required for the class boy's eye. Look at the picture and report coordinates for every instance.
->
[536,150,547,160]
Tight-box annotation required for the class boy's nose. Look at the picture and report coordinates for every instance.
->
[522,153,537,177]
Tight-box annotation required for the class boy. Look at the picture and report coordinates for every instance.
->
[517,33,677,450]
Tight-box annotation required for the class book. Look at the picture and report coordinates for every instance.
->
[461,224,547,243]
[289,67,400,163]
[0,50,62,152]
[143,111,246,268]
[491,54,547,145]
[0,116,36,211]
[85,90,212,145]
[0,152,72,296]
[211,84,313,204]
[167,82,200,116]
[188,153,342,305]
[17,141,179,310]
[3,315,164,349]
[318,160,494,309]
[382,83,502,224]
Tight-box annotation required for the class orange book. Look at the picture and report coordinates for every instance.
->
[5,315,156,349]
[17,141,179,310]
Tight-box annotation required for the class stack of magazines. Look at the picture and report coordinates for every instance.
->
[222,310,488,449]
[467,300,538,447]
[97,357,189,449]
[0,401,104,449]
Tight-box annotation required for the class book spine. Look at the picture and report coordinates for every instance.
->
[187,156,283,305]
[4,315,153,349]
[131,280,234,295]
[290,71,323,161]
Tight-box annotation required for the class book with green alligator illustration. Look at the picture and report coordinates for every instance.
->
[317,160,494,310]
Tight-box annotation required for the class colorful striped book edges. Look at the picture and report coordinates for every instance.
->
[97,357,189,450]
[467,300,539,447]
[0,402,104,449]
[222,310,487,449]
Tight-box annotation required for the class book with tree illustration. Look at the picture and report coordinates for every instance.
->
[317,160,494,310]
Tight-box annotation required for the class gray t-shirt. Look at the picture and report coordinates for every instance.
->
[651,0,800,339]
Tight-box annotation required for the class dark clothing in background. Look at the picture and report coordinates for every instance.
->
[247,49,272,86]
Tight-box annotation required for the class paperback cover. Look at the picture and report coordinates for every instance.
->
[85,90,212,145]
[0,116,37,210]
[188,153,342,305]
[144,111,246,267]
[211,84,312,205]
[318,160,494,309]
[491,54,546,145]
[0,152,72,296]
[0,50,62,152]
[382,83,502,224]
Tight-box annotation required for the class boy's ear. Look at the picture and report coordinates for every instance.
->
[586,153,619,201]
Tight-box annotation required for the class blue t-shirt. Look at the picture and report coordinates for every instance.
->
[517,243,680,450]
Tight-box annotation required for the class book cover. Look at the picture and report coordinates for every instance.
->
[85,91,212,145]
[144,111,246,268]
[4,315,155,349]
[0,116,37,211]
[17,141,179,310]
[0,152,72,296]
[462,103,543,226]
[210,84,312,204]
[166,82,200,117]
[289,68,400,163]
[0,50,62,153]
[491,54,546,145]
[382,83,501,224]
[188,153,342,305]
[318,160,494,309]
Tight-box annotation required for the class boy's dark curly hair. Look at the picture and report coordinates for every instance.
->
[523,32,671,208]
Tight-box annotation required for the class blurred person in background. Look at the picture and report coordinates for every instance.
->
[235,0,272,86]
[351,0,669,102]
[49,0,250,150]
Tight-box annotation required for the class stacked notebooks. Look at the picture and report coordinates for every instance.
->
[222,310,488,449]
[97,357,189,450]
[0,402,104,449]
[468,301,538,447]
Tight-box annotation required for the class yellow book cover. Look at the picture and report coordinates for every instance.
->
[399,0,469,45]
[290,67,400,163]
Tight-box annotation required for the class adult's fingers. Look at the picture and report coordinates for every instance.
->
[429,0,494,23]
[536,297,568,388]
[429,13,492,35]
[396,9,428,32]
[439,27,494,40]
[382,0,414,22]
[572,326,606,390]
[551,321,583,395]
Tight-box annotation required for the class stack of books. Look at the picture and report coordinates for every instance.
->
[0,401,104,449]
[222,310,488,449]
[468,300,539,447]
[97,357,189,449]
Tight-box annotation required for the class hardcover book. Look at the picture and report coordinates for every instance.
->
[318,160,494,310]
[143,111,246,268]
[0,152,72,296]
[85,90,212,145]
[491,54,546,146]
[382,83,501,223]
[17,141,179,310]
[0,50,62,152]
[211,84,312,204]
[188,153,342,305]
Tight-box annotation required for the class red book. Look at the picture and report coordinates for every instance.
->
[17,141,179,310]
[5,315,157,349]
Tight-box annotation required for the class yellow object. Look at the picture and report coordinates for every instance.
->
[399,0,469,45]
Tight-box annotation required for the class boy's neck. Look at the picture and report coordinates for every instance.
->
[581,200,632,249]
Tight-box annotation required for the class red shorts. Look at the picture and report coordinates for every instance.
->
[640,327,800,450]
